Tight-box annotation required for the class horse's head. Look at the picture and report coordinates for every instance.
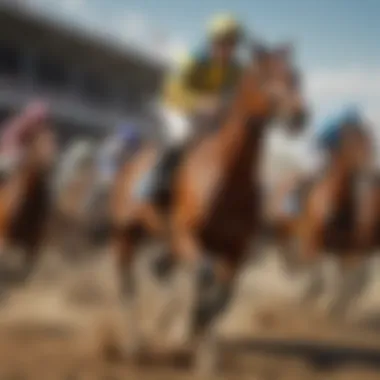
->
[245,43,308,133]
[22,116,57,173]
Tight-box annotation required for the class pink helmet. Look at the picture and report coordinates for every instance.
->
[18,100,50,141]
[0,100,50,152]
[22,100,49,126]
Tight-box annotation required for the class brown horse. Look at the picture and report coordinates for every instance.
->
[108,43,308,374]
[356,171,380,251]
[271,124,374,318]
[352,169,380,281]
[0,106,57,284]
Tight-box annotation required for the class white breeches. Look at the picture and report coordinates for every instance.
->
[158,105,192,146]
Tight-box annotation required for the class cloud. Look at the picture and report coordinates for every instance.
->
[306,66,380,157]
[20,0,86,13]
[16,1,186,63]
[306,66,380,124]
[122,12,149,40]
[162,37,188,65]
[61,0,86,13]
[307,67,380,100]
[117,11,188,63]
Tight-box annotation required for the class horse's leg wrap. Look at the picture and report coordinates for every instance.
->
[194,281,234,332]
[155,144,184,190]
[193,281,234,376]
[166,263,198,347]
[196,257,215,289]
[328,259,369,319]
[118,263,144,358]
[152,251,175,282]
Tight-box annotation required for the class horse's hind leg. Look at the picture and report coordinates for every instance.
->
[151,249,175,282]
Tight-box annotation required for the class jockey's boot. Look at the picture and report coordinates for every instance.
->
[140,144,184,202]
[153,144,184,198]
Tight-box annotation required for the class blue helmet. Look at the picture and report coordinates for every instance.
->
[340,105,362,126]
[115,122,142,147]
[315,105,363,151]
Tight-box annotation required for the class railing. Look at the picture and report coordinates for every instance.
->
[0,79,144,130]
[0,0,170,69]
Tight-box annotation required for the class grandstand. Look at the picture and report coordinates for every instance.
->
[0,1,167,145]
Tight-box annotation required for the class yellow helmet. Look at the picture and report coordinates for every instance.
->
[207,13,243,41]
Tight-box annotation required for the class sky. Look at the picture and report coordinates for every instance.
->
[15,0,380,165]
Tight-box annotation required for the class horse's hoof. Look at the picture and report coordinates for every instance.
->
[167,322,192,349]
[194,341,219,377]
[195,358,218,378]
[327,304,347,322]
[103,341,125,362]
[122,341,143,362]
[104,339,143,364]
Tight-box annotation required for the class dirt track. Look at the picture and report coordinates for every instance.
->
[1,247,380,379]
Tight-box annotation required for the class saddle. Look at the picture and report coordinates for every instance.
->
[135,103,227,206]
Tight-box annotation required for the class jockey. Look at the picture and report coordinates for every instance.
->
[82,122,142,211]
[314,105,363,153]
[141,13,245,199]
[296,105,364,177]
[96,122,142,188]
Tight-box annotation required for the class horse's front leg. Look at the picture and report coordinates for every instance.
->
[109,227,142,360]
[288,206,327,307]
[328,253,370,320]
[139,204,176,283]
[22,242,40,284]
[21,222,47,285]
[193,256,237,377]
[0,237,13,299]
[329,193,380,320]
[164,229,204,349]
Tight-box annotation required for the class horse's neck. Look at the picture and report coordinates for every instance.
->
[218,111,266,185]
[325,160,355,203]
[210,68,272,188]
[20,161,47,191]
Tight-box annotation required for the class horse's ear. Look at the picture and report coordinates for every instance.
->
[276,42,294,61]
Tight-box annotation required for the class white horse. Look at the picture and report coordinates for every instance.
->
[51,139,99,259]
[55,140,97,202]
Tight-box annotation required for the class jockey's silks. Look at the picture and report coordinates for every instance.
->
[162,47,241,114]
